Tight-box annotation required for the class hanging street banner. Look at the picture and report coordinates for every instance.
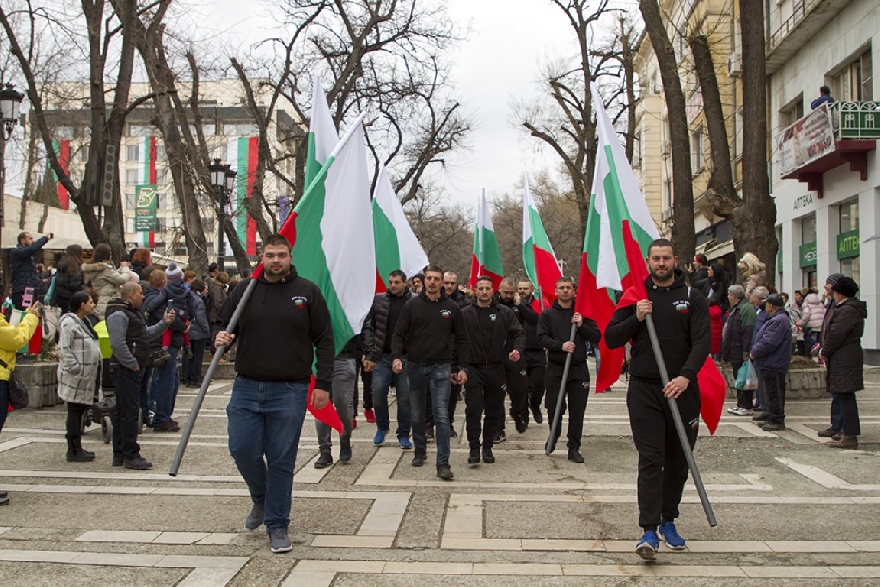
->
[134,184,159,232]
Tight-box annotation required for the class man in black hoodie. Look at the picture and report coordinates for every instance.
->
[537,277,601,463]
[518,279,546,424]
[496,277,538,436]
[462,277,525,464]
[605,239,711,560]
[391,265,469,481]
[215,234,334,555]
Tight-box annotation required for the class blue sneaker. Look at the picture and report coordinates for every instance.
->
[658,521,686,550]
[373,430,387,446]
[398,436,413,450]
[636,530,660,560]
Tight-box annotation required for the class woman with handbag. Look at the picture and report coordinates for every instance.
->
[721,285,756,416]
[57,292,103,463]
[0,301,41,506]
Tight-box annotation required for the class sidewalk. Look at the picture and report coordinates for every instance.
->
[1,374,879,585]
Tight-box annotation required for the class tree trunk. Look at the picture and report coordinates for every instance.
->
[640,0,695,263]
[689,34,741,218]
[736,0,777,284]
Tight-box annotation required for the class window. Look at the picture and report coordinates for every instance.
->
[125,169,140,185]
[690,128,705,173]
[127,145,140,162]
[156,144,166,160]
[157,193,167,210]
[834,48,874,101]
[801,213,816,244]
[125,218,135,233]
[129,125,157,137]
[839,200,859,232]
[840,258,860,285]
[125,192,136,208]
[55,126,75,139]
[734,108,744,158]
[780,96,804,129]
[223,123,259,137]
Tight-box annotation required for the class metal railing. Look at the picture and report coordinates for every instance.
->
[768,0,813,51]
[833,101,880,140]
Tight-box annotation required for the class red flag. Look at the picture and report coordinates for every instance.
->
[307,376,343,433]
[696,357,726,435]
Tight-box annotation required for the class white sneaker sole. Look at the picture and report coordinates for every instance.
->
[636,543,656,560]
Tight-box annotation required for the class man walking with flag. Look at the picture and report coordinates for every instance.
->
[215,234,334,554]
[605,239,711,560]
[537,277,601,463]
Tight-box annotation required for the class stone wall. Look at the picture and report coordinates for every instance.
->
[719,365,827,400]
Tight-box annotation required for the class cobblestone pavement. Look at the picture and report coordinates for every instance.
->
[1,366,880,586]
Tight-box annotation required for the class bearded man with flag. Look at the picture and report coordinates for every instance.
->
[604,239,711,560]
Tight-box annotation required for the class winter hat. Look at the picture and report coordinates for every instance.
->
[165,262,183,281]
[831,276,859,298]
[826,272,844,286]
[765,294,785,308]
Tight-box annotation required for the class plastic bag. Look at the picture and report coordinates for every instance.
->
[735,360,759,390]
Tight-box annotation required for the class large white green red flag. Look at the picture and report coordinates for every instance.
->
[467,191,504,289]
[522,173,562,308]
[372,164,428,287]
[576,83,658,394]
[577,83,725,433]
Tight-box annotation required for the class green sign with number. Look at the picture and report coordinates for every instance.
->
[837,229,860,260]
[799,242,817,268]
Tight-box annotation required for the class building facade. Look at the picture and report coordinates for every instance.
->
[769,0,879,361]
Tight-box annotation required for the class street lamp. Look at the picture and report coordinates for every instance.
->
[0,83,25,271]
[208,158,236,271]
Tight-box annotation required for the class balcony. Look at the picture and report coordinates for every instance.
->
[777,101,878,198]
[765,0,854,75]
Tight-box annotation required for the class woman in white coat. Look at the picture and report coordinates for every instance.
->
[57,291,103,462]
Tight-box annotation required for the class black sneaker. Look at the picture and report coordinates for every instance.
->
[468,448,480,464]
[493,431,506,444]
[450,429,458,438]
[436,464,454,480]
[567,449,585,463]
[482,447,495,464]
[761,422,786,432]
[532,407,543,424]
[314,452,333,469]
[817,427,840,438]
[752,413,770,422]
[112,455,124,467]
[411,450,427,467]
[124,456,152,470]
[515,419,527,434]
[339,439,352,463]
[245,502,265,530]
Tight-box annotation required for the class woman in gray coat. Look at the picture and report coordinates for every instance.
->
[820,276,867,450]
[57,292,103,462]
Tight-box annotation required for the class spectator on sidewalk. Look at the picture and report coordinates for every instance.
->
[749,294,792,432]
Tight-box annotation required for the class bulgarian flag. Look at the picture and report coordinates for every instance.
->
[372,163,428,291]
[467,191,503,289]
[139,136,157,248]
[226,136,258,256]
[577,82,725,433]
[522,173,562,308]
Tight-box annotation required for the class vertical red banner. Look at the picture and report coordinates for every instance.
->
[246,136,258,256]
[149,137,157,248]
[57,139,70,210]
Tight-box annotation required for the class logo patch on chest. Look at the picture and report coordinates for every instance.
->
[489,313,497,322]
[292,296,308,309]
[440,309,452,319]
[674,299,690,313]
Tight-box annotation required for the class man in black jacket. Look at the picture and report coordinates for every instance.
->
[9,231,52,311]
[106,283,172,471]
[462,277,525,464]
[518,279,546,424]
[605,239,711,560]
[362,270,413,449]
[496,277,537,436]
[215,234,334,554]
[537,277,601,463]
[391,265,469,480]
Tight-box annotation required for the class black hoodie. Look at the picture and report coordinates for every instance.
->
[605,270,710,384]
[461,299,526,366]
[391,290,469,369]
[537,299,601,369]
[217,268,335,390]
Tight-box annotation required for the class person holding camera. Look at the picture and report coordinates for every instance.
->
[9,232,52,314]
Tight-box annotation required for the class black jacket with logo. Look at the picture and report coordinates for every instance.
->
[362,289,412,362]
[218,268,335,390]
[605,270,710,384]
[461,300,526,366]
[537,299,601,369]
[391,291,469,369]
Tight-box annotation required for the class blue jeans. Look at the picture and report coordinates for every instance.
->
[152,346,179,426]
[227,376,308,533]
[371,353,411,438]
[316,357,356,452]
[408,363,451,465]
[830,392,843,432]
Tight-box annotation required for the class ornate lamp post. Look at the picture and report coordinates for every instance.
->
[0,83,25,258]
[208,158,236,271]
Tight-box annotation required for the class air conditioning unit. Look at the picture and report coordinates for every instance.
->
[728,53,743,77]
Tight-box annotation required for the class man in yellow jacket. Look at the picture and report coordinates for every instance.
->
[0,301,41,506]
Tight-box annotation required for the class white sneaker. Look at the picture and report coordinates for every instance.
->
[726,407,738,415]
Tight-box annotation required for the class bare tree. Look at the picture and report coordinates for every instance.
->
[639,0,696,262]
[405,183,472,278]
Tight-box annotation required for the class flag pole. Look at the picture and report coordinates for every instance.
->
[644,314,717,527]
[545,323,576,455]
[169,277,258,476]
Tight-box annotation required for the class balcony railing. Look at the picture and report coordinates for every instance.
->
[768,0,810,52]
[834,101,880,139]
